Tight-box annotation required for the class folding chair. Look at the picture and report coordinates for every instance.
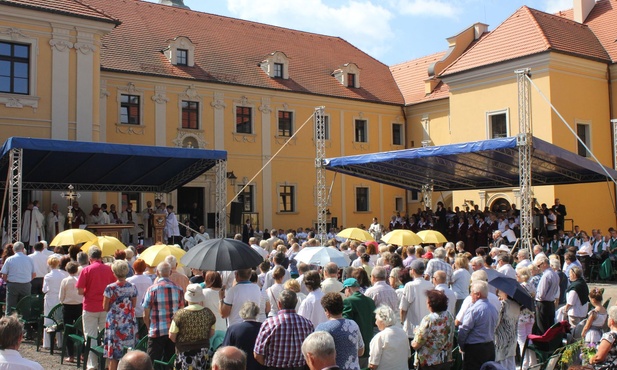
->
[520,321,570,370]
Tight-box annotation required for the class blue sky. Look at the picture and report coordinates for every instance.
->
[147,0,572,66]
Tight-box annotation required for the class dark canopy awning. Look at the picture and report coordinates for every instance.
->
[324,136,617,191]
[0,137,227,193]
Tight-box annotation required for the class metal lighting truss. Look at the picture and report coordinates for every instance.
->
[315,106,327,244]
[6,148,22,242]
[516,68,533,252]
[215,159,227,239]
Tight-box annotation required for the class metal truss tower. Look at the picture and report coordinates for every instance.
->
[6,148,23,242]
[516,69,533,252]
[315,106,327,244]
[215,159,227,239]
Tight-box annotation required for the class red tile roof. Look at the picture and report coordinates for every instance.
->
[80,0,403,105]
[1,0,118,24]
[578,0,617,62]
[441,6,610,76]
[390,52,449,105]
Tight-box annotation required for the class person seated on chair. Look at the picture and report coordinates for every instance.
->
[589,306,617,369]
[118,350,153,370]
[0,314,43,369]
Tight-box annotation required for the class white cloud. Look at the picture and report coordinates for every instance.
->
[225,0,394,60]
[393,0,461,18]
[542,0,573,14]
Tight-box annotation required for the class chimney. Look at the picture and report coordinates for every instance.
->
[159,0,190,9]
[573,0,595,23]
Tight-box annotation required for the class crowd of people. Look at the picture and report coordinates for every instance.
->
[2,196,617,370]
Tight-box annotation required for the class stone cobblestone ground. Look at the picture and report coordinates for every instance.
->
[19,282,617,369]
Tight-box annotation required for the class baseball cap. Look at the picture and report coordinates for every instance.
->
[342,278,360,288]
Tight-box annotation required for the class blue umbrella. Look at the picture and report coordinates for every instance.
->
[180,238,263,271]
[485,268,534,310]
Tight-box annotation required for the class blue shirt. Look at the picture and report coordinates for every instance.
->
[458,298,498,349]
[316,318,364,370]
[0,252,34,283]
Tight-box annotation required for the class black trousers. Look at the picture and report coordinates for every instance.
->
[63,304,82,357]
[148,335,175,363]
[462,342,495,370]
[533,300,555,335]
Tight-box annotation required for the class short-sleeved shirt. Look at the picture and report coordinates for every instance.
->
[223,281,262,327]
[0,252,34,283]
[413,311,454,367]
[75,260,116,312]
[316,318,364,370]
[142,278,184,337]
[254,309,314,368]
[593,331,617,370]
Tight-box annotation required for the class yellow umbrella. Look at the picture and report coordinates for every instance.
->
[381,229,423,246]
[337,227,374,242]
[417,230,449,244]
[81,236,126,257]
[138,244,186,267]
[50,229,97,247]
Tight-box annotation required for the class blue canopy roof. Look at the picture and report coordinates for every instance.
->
[0,137,227,192]
[324,136,617,191]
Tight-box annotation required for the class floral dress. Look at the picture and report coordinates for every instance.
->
[413,311,455,368]
[593,331,617,370]
[103,281,138,360]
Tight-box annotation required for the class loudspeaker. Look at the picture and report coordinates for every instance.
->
[230,202,243,226]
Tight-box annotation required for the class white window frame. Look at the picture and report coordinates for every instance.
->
[260,51,289,79]
[278,183,297,213]
[355,186,370,212]
[486,108,509,139]
[354,118,368,143]
[164,36,195,67]
[392,123,404,146]
[332,62,360,88]
[576,120,592,157]
[0,28,39,108]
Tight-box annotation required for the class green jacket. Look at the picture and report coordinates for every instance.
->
[343,291,376,358]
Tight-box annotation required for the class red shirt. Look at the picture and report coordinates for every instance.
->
[76,260,116,312]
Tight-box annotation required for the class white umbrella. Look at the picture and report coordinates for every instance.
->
[294,246,350,267]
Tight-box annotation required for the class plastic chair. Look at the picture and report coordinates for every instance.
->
[38,302,64,354]
[520,321,570,370]
[84,329,105,370]
[451,345,463,370]
[154,353,176,370]
[11,294,44,346]
[123,336,148,355]
[603,297,612,309]
[61,315,85,367]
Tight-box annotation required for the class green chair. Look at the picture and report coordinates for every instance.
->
[154,353,176,370]
[84,329,105,370]
[38,302,64,354]
[123,336,148,355]
[603,297,612,309]
[451,346,462,370]
[11,294,44,346]
[61,315,85,367]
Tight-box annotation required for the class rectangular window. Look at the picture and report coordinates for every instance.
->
[237,184,254,212]
[489,112,508,138]
[577,123,590,157]
[236,106,252,134]
[278,111,293,137]
[120,94,140,125]
[395,197,404,213]
[0,42,29,95]
[407,189,420,201]
[315,116,330,140]
[177,49,188,66]
[347,73,356,87]
[274,63,283,78]
[392,123,403,145]
[181,101,199,129]
[355,119,367,142]
[356,187,369,212]
[279,185,295,212]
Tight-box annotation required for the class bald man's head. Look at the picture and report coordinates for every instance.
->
[212,346,246,370]
[118,350,153,370]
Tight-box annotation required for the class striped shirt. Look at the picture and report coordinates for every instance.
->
[143,278,184,338]
[254,309,314,368]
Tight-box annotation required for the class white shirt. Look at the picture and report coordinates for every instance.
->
[368,326,411,370]
[29,251,49,278]
[451,268,471,300]
[262,266,290,291]
[365,280,399,313]
[497,263,517,280]
[297,289,328,327]
[435,283,457,316]
[223,281,262,327]
[0,349,43,370]
[399,277,433,337]
[127,274,154,318]
[502,229,517,243]
[321,277,344,295]
[566,290,588,318]
[59,275,82,305]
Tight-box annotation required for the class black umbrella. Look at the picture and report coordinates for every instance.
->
[180,238,264,271]
[485,268,534,311]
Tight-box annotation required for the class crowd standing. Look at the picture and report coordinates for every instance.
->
[3,197,617,370]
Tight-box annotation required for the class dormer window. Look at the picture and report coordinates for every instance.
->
[177,49,188,66]
[333,63,360,88]
[260,51,289,79]
[163,36,195,67]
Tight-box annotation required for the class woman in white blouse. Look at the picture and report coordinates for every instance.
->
[42,257,68,349]
[59,261,82,363]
